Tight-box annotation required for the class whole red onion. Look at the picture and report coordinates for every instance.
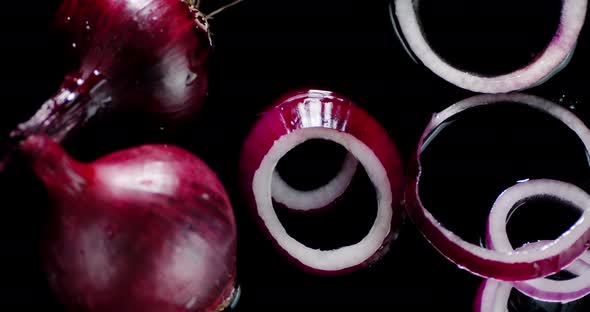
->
[4,0,211,164]
[20,135,237,312]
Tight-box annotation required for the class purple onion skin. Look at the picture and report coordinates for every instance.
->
[20,135,236,312]
[10,0,210,148]
[56,0,210,120]
[240,89,405,274]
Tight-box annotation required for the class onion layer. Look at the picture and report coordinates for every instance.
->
[392,0,587,93]
[406,93,590,280]
[240,89,404,273]
[487,180,590,302]
[475,241,590,311]
[271,152,358,211]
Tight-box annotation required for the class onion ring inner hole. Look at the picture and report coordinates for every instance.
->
[275,139,348,191]
[273,140,377,250]
[417,0,561,76]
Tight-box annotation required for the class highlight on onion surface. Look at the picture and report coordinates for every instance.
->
[240,89,404,273]
[406,93,590,281]
[390,0,587,93]
[20,0,212,137]
[20,135,238,312]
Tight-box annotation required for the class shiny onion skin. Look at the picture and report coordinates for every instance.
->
[240,89,404,273]
[392,0,587,93]
[20,135,236,312]
[405,93,590,281]
[11,0,211,146]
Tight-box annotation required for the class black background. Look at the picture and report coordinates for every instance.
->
[0,0,589,311]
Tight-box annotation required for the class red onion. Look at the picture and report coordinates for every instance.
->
[240,89,404,273]
[271,152,359,211]
[474,241,590,311]
[406,93,590,280]
[1,0,211,170]
[20,135,237,312]
[391,0,587,93]
[487,179,590,302]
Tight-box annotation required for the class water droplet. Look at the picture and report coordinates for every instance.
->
[86,25,91,31]
[201,193,210,200]
[76,78,84,86]
[185,296,197,309]
[72,42,77,48]
[66,16,71,22]
[185,72,198,86]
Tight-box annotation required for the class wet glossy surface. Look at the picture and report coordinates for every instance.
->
[21,135,236,312]
[1,0,590,311]
[239,89,404,273]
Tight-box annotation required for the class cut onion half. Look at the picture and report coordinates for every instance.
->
[240,89,404,273]
[271,152,359,211]
[487,180,590,303]
[392,0,587,93]
[406,93,590,280]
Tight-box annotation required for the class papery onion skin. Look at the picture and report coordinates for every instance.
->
[240,89,404,273]
[21,135,236,312]
[405,93,590,281]
[392,0,587,93]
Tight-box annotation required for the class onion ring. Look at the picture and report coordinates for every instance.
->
[392,0,587,93]
[475,241,590,311]
[406,93,590,280]
[271,152,359,211]
[240,89,404,273]
[487,180,590,302]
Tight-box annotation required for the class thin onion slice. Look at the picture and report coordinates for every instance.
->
[487,180,590,303]
[475,241,590,311]
[271,152,359,211]
[392,0,587,93]
[240,89,404,273]
[474,278,512,312]
[406,93,590,280]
